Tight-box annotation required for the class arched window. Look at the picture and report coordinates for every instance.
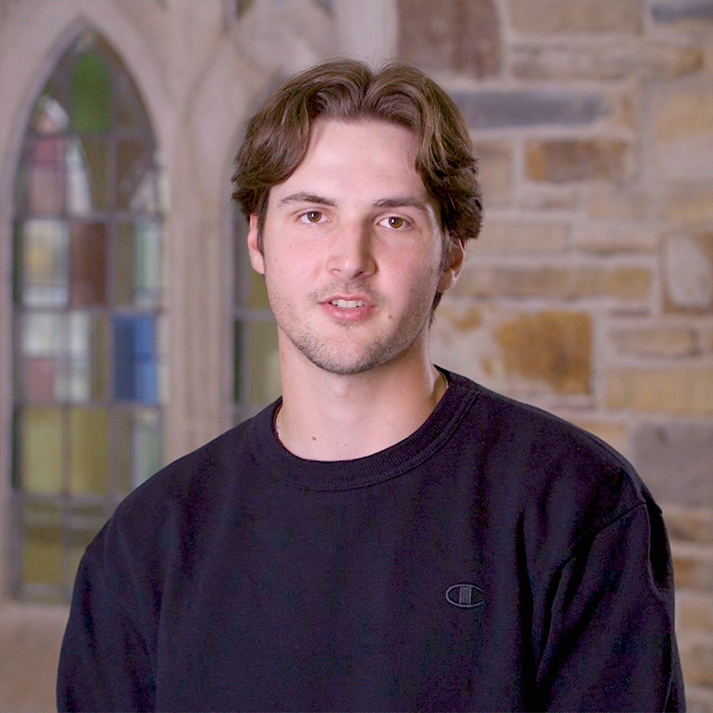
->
[11,30,166,601]
[232,210,280,424]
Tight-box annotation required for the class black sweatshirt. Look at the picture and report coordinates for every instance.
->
[58,371,684,711]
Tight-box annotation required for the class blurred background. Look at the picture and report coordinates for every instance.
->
[0,0,711,709]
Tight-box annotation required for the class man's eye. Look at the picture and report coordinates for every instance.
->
[302,210,323,223]
[382,216,406,229]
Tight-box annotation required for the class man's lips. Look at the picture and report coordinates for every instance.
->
[319,294,375,320]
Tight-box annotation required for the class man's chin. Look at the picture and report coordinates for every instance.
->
[296,340,398,376]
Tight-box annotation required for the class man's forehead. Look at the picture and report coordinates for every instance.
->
[269,117,425,197]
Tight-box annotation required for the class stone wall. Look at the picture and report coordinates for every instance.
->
[0,0,711,709]
[408,1,713,709]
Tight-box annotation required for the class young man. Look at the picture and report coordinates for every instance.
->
[58,60,684,711]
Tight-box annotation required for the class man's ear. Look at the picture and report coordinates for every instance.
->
[437,237,466,293]
[247,214,265,275]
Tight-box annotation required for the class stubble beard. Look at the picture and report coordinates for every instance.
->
[265,275,436,376]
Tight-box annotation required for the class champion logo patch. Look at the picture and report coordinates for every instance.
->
[445,583,485,609]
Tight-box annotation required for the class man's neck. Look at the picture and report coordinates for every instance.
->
[275,348,448,461]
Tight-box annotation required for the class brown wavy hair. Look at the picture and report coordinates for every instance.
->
[232,59,482,260]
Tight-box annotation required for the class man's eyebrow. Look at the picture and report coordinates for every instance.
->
[277,192,337,207]
[372,197,430,212]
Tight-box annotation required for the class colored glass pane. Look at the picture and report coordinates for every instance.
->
[71,50,111,133]
[116,221,161,306]
[135,220,162,302]
[114,314,157,402]
[114,223,134,304]
[21,312,67,401]
[156,152,170,213]
[23,503,62,585]
[23,357,62,402]
[31,95,70,134]
[67,505,106,585]
[234,210,269,308]
[248,320,281,404]
[22,312,65,358]
[115,72,146,129]
[114,408,161,493]
[114,409,133,495]
[69,221,106,306]
[68,311,109,402]
[117,138,156,211]
[12,409,21,488]
[21,219,69,307]
[233,321,243,402]
[133,408,161,488]
[13,221,22,304]
[249,270,270,308]
[20,406,63,494]
[66,137,108,215]
[157,316,169,404]
[27,137,66,215]
[69,407,108,493]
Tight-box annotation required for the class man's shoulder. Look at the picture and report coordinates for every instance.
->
[445,372,658,586]
[88,404,274,559]
[448,370,654,536]
[450,371,634,469]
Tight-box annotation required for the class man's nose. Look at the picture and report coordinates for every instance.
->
[326,222,376,280]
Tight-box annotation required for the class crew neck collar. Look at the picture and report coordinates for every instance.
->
[249,369,478,491]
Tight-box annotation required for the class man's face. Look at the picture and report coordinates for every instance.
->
[247,118,464,376]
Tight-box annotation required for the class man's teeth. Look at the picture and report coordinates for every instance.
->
[331,299,365,309]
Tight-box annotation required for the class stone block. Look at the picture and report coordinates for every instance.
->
[633,422,713,506]
[685,686,713,713]
[525,140,631,182]
[436,304,483,332]
[397,0,501,78]
[431,300,507,393]
[671,543,713,589]
[519,186,579,211]
[608,369,713,417]
[677,589,713,631]
[663,231,713,313]
[512,41,701,81]
[454,264,650,300]
[585,186,651,220]
[652,1,713,24]
[454,90,607,129]
[495,311,591,394]
[574,224,659,253]
[663,505,713,543]
[475,220,569,254]
[653,86,713,181]
[471,140,512,207]
[432,304,591,398]
[512,42,636,81]
[642,41,704,79]
[660,187,713,222]
[679,635,713,688]
[509,0,643,35]
[610,326,697,357]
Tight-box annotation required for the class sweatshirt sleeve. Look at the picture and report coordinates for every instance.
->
[534,500,685,712]
[57,530,156,712]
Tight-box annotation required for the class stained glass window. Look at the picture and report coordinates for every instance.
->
[11,30,167,602]
[232,210,281,423]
